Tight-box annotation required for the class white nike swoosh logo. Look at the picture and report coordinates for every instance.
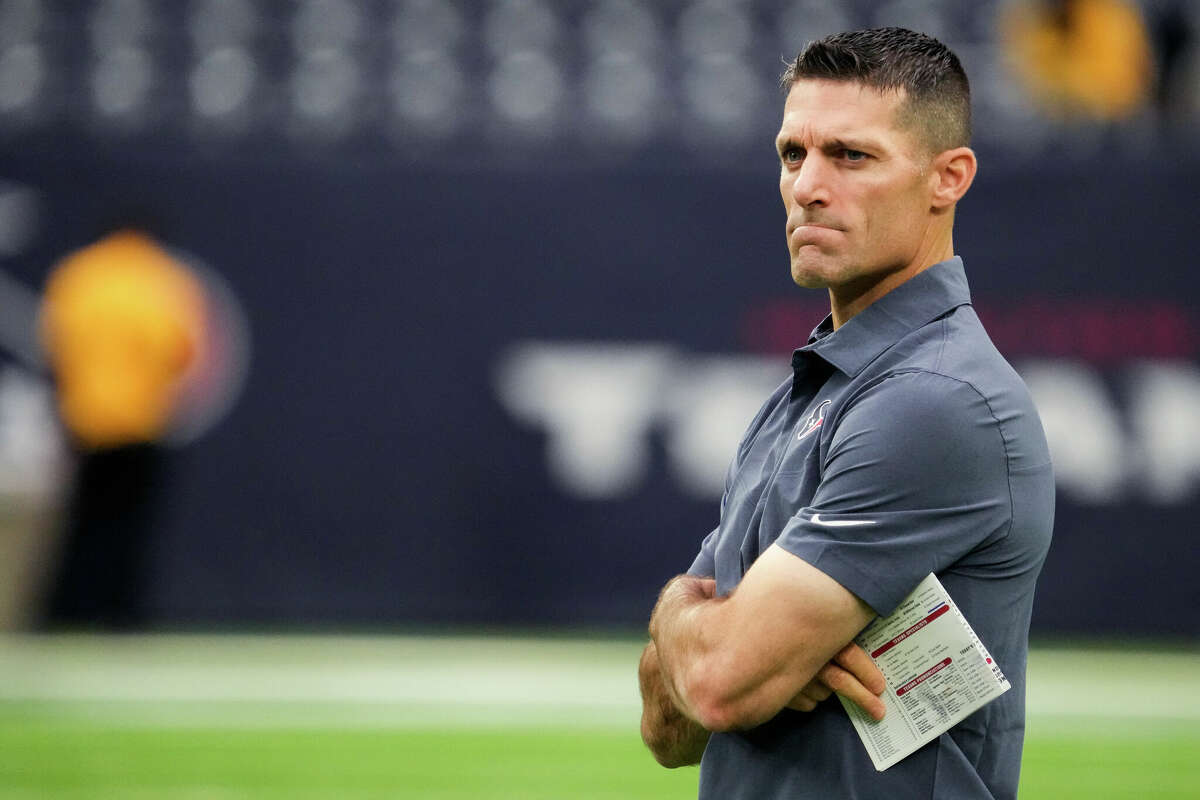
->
[810,513,877,528]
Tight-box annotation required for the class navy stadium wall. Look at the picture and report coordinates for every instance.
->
[0,0,1197,636]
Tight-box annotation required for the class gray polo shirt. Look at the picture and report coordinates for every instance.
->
[687,257,1054,800]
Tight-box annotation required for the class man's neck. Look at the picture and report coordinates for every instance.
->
[829,234,955,330]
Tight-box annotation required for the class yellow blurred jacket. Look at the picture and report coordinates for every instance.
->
[1003,0,1154,120]
[40,230,206,450]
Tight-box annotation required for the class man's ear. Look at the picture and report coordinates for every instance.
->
[929,146,977,209]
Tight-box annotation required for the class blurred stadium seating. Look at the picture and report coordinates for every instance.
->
[0,0,1194,163]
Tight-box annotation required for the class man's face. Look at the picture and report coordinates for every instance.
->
[777,79,935,297]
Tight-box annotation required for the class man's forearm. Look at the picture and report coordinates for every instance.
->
[646,553,880,732]
[638,641,710,767]
[647,574,729,726]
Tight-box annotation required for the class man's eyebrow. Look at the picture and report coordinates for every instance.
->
[774,134,886,155]
[775,136,799,155]
[825,136,884,153]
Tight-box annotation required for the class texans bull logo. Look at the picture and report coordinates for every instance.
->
[796,399,831,441]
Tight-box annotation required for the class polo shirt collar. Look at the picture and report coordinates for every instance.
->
[795,257,972,377]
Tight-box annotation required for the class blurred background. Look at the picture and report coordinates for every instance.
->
[0,0,1196,796]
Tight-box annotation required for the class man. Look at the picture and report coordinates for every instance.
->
[40,229,208,627]
[639,28,1054,799]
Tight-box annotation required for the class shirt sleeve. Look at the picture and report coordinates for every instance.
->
[775,370,1013,616]
[687,529,719,577]
[688,455,735,576]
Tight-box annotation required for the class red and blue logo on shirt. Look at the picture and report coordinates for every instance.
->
[797,399,832,441]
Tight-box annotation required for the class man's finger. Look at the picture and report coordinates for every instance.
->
[787,694,817,712]
[802,681,833,702]
[833,643,887,695]
[819,663,886,721]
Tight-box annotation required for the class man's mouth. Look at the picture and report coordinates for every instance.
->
[789,221,842,237]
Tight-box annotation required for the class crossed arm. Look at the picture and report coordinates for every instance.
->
[639,544,886,766]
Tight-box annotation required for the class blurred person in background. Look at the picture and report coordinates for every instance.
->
[1001,0,1155,121]
[1151,0,1198,122]
[38,229,207,629]
[639,28,1054,799]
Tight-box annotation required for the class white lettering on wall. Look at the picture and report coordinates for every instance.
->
[495,342,1200,505]
[1127,361,1200,504]
[661,355,784,498]
[1018,360,1126,503]
[0,365,62,497]
[495,343,678,499]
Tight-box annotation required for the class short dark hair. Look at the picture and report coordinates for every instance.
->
[780,27,971,154]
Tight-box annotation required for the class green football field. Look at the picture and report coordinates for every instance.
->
[0,635,1196,798]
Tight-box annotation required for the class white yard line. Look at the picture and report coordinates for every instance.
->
[1025,646,1200,725]
[0,635,1195,729]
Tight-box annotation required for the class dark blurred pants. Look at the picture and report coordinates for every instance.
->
[42,443,168,630]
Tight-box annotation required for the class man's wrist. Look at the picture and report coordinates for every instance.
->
[648,575,712,642]
[648,575,723,723]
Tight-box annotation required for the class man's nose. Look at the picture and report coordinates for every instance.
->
[790,156,830,207]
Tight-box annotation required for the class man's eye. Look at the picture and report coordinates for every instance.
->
[843,149,867,162]
[782,148,802,163]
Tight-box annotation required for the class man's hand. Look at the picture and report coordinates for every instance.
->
[639,640,711,767]
[648,575,720,719]
[646,575,718,720]
[787,643,886,721]
[653,575,717,617]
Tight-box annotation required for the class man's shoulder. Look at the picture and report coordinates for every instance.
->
[851,306,1051,471]
[867,305,1028,403]
[834,368,1002,460]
